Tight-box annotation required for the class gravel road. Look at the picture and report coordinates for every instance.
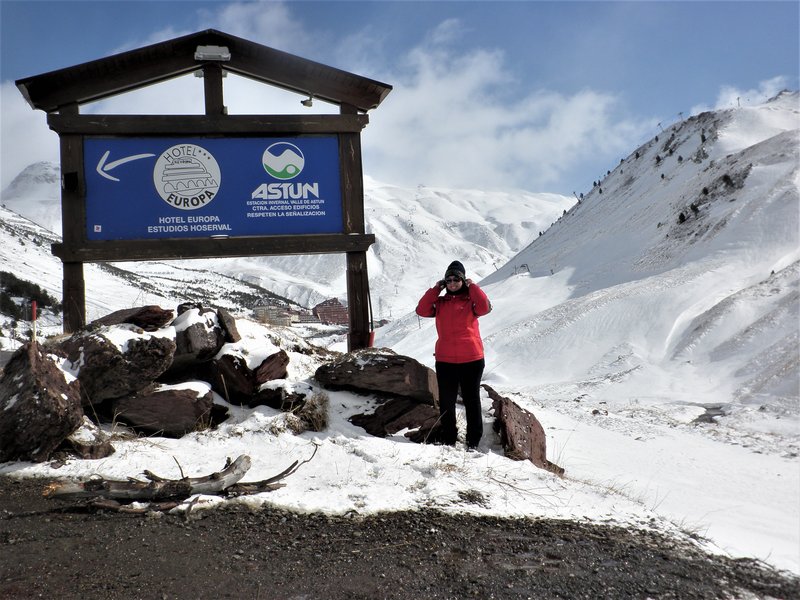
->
[1,476,798,599]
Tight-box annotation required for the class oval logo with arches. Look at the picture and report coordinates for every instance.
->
[262,142,305,180]
[153,144,220,210]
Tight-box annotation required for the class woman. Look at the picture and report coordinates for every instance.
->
[415,260,492,449]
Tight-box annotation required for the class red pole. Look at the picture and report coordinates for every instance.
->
[31,300,37,322]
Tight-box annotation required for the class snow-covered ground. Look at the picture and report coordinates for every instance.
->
[1,93,798,575]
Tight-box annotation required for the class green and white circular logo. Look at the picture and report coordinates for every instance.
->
[262,142,305,180]
[153,144,220,210]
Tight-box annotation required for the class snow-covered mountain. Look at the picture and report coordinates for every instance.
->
[0,164,570,322]
[1,92,798,573]
[384,91,799,429]
[1,161,61,235]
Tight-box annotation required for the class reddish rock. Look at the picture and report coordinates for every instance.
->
[350,397,439,439]
[170,307,227,371]
[57,326,176,406]
[204,354,255,405]
[314,348,438,405]
[111,384,215,437]
[90,305,174,332]
[0,342,83,463]
[217,308,241,343]
[254,350,290,384]
[484,384,564,475]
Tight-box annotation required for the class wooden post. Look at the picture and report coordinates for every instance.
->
[63,262,86,332]
[340,104,371,351]
[346,252,371,350]
[58,104,87,332]
[202,63,225,116]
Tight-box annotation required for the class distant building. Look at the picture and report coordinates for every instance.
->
[295,312,321,324]
[313,298,349,325]
[253,305,292,327]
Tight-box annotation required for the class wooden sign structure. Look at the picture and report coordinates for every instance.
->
[16,30,392,351]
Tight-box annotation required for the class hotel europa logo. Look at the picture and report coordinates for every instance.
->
[153,144,221,210]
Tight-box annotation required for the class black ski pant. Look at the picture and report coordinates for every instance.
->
[435,359,485,447]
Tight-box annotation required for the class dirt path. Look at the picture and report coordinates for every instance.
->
[1,476,797,599]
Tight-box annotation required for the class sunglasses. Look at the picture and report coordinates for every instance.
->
[445,277,462,283]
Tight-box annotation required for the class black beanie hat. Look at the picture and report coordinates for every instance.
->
[444,260,466,280]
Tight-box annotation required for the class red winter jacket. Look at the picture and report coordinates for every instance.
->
[415,283,492,363]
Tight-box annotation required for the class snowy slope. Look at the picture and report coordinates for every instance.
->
[0,205,300,347]
[383,92,799,423]
[215,178,571,318]
[378,93,800,570]
[0,161,61,234]
[1,166,570,321]
[1,94,798,575]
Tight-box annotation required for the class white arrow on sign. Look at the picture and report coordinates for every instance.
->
[96,150,156,181]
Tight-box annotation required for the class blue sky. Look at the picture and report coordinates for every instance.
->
[1,0,797,195]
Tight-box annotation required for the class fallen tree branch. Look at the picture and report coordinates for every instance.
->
[43,455,252,500]
[226,443,319,496]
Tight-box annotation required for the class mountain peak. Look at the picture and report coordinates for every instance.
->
[1,161,60,200]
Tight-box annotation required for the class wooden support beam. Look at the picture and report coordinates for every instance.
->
[346,251,372,351]
[52,234,375,263]
[202,63,225,116]
[47,113,368,135]
[63,262,85,332]
[58,104,87,333]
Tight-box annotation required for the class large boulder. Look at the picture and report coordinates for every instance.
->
[0,342,84,462]
[484,384,564,475]
[56,325,176,406]
[314,348,438,405]
[169,307,228,372]
[89,305,174,332]
[350,397,439,439]
[109,383,216,437]
[216,307,241,344]
[202,349,290,406]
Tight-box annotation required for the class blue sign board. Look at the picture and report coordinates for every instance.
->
[84,136,342,240]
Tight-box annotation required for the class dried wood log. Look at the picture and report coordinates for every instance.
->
[43,455,252,500]
[226,442,318,495]
[225,461,296,495]
[87,498,181,513]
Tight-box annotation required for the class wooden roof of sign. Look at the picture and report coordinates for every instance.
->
[16,29,392,114]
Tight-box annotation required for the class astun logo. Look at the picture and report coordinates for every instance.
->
[262,142,305,180]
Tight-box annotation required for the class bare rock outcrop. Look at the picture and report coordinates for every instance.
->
[314,347,438,405]
[484,384,564,475]
[89,305,174,332]
[56,326,176,406]
[109,384,216,437]
[0,342,83,462]
[203,349,290,406]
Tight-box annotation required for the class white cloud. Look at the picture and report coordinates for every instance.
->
[0,82,59,190]
[212,0,314,55]
[0,2,655,195]
[363,34,652,191]
[714,76,790,109]
[691,76,791,114]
